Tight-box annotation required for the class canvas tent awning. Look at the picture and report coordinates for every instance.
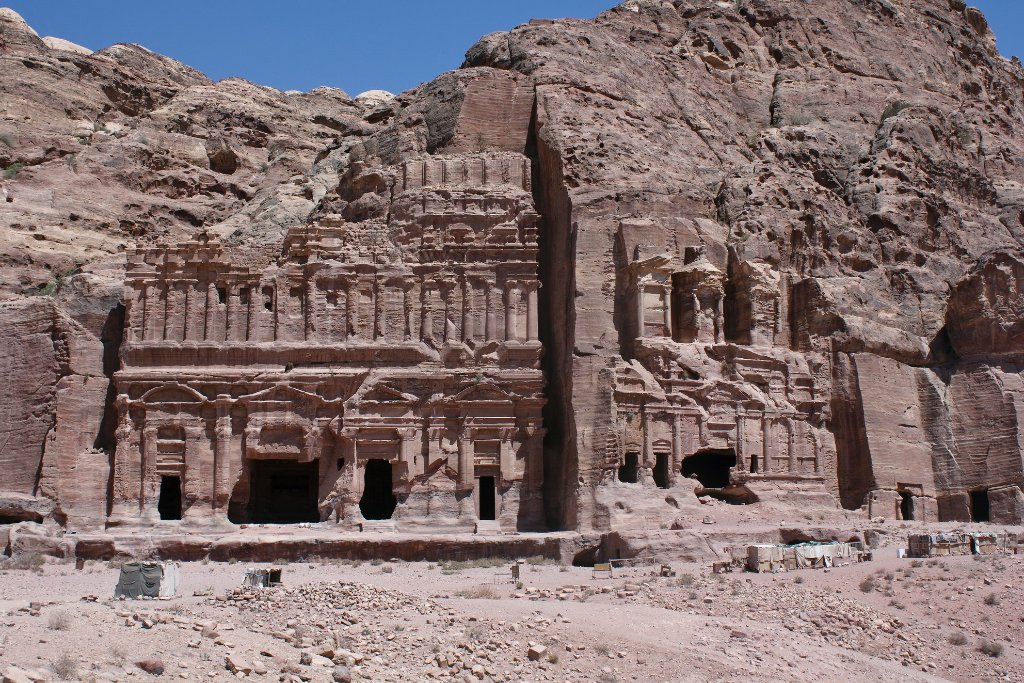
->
[114,562,178,598]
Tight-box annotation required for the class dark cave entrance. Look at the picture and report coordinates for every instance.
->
[899,490,915,521]
[618,452,640,484]
[359,459,397,520]
[478,476,496,521]
[248,460,319,524]
[681,449,736,489]
[653,452,670,489]
[158,476,182,521]
[970,489,990,523]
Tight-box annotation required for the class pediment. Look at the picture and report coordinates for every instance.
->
[452,382,514,403]
[360,384,419,404]
[241,384,325,405]
[140,384,206,404]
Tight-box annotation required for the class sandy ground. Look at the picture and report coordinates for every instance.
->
[1,541,1023,683]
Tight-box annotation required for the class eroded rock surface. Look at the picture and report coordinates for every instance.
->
[1,0,1023,539]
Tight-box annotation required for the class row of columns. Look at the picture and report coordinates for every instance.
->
[132,276,541,345]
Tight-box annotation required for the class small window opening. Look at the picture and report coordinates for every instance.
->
[337,457,345,471]
[263,287,274,312]
[618,452,639,484]
[327,292,339,307]
[653,452,670,489]
[158,476,182,520]
[749,452,759,473]
[970,489,990,523]
[478,476,496,521]
[238,287,249,305]
[217,286,227,305]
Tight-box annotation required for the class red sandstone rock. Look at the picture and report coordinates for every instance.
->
[1,0,1024,542]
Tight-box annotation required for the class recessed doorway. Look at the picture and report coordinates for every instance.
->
[478,476,496,521]
[360,459,397,520]
[681,449,736,489]
[248,460,319,524]
[158,476,182,520]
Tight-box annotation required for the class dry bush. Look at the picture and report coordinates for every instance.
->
[984,593,1000,606]
[948,632,969,646]
[51,653,78,680]
[859,576,878,593]
[978,640,1004,658]
[677,573,695,587]
[456,585,501,600]
[47,611,72,631]
[5,553,45,571]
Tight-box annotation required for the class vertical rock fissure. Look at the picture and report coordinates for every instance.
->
[529,93,578,530]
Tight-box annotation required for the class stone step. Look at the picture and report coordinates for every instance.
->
[474,520,502,535]
[360,520,397,533]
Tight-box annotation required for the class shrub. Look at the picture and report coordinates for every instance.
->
[881,100,911,122]
[677,573,695,587]
[984,593,1000,606]
[859,576,878,593]
[5,552,45,571]
[48,611,72,631]
[594,643,611,657]
[0,132,12,147]
[978,640,1004,658]
[3,162,24,179]
[910,560,923,568]
[948,632,969,646]
[51,654,78,680]
[793,575,804,584]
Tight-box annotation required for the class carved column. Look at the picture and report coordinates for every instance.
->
[373,278,385,340]
[141,425,160,519]
[403,283,414,341]
[399,428,421,477]
[787,418,797,473]
[499,427,515,484]
[182,424,205,517]
[525,426,546,492]
[205,282,217,341]
[636,279,646,337]
[761,412,772,473]
[526,281,539,341]
[225,285,238,342]
[462,278,473,342]
[442,282,455,343]
[484,281,496,341]
[345,279,357,339]
[714,292,724,344]
[457,426,474,491]
[642,409,653,469]
[110,397,140,519]
[505,281,519,342]
[735,402,746,473]
[306,278,319,341]
[671,412,683,486]
[420,281,433,342]
[213,396,232,514]
[662,285,671,337]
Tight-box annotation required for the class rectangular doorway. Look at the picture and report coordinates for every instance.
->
[158,476,182,520]
[970,489,990,522]
[248,460,319,524]
[653,452,670,489]
[478,476,496,521]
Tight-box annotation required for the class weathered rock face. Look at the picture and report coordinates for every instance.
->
[1,0,1023,537]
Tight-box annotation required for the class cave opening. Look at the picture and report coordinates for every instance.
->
[899,490,915,521]
[359,459,397,520]
[618,452,640,484]
[247,460,319,524]
[681,449,736,489]
[970,489,990,523]
[653,452,670,489]
[158,476,182,521]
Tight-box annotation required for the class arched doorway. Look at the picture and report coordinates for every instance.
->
[681,449,736,489]
[360,459,397,520]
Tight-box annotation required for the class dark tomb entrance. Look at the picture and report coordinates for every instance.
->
[249,460,319,524]
[681,449,736,489]
[899,490,915,521]
[360,459,397,520]
[653,452,670,489]
[970,489,990,523]
[158,476,182,520]
[478,476,497,520]
[618,452,640,483]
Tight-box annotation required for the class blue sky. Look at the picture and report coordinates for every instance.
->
[4,1,1021,95]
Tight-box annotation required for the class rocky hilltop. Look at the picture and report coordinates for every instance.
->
[1,0,1023,550]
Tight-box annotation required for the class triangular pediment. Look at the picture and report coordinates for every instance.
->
[360,383,418,404]
[241,384,325,405]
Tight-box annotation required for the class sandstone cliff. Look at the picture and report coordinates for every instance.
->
[1,0,1023,536]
